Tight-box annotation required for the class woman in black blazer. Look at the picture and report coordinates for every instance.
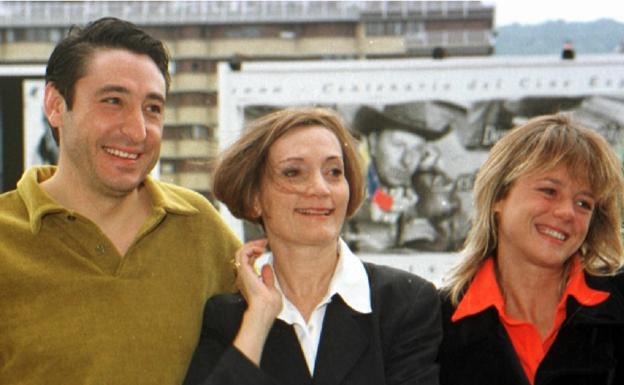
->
[184,107,442,385]
[438,114,624,385]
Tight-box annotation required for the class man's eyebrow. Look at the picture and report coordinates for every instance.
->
[94,85,165,104]
[94,85,129,97]
[146,92,166,104]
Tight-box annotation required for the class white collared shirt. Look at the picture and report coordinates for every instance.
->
[254,238,371,375]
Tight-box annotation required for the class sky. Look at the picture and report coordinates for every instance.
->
[488,0,624,26]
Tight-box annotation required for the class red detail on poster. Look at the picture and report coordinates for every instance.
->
[373,189,393,212]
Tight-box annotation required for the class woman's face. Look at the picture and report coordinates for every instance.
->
[255,125,350,248]
[493,164,595,270]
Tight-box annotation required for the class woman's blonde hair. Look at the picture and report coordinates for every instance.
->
[213,107,365,223]
[444,113,624,305]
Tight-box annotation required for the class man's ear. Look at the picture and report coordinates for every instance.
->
[44,83,66,129]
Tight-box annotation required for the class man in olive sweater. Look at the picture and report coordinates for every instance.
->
[0,18,240,384]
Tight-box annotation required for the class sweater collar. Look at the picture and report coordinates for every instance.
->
[18,166,198,234]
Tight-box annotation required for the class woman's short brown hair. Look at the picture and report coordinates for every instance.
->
[444,113,624,304]
[213,107,365,224]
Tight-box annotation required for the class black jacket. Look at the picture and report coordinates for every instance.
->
[184,262,442,385]
[438,272,624,385]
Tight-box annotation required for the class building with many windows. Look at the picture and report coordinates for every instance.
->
[0,1,495,197]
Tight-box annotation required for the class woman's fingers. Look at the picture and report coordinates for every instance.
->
[236,259,281,315]
[241,238,268,255]
[236,255,271,300]
[261,263,275,288]
[234,239,268,267]
[258,264,282,316]
[233,238,282,317]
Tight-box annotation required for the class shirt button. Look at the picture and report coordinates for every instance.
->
[95,244,106,254]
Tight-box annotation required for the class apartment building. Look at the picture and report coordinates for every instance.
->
[0,1,495,197]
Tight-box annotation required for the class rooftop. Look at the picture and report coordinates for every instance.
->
[0,1,494,27]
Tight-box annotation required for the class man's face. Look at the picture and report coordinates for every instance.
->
[48,48,166,197]
[371,129,426,187]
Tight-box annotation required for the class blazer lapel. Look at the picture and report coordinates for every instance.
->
[441,305,530,385]
[262,320,313,385]
[312,295,371,385]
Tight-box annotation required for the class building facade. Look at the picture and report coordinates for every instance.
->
[0,1,495,197]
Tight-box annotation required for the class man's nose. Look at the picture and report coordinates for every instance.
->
[121,106,147,143]
[402,150,421,169]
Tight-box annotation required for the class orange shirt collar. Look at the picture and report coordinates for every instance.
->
[452,257,610,323]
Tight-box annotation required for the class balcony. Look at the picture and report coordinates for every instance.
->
[160,138,217,159]
[0,1,362,27]
[0,42,54,62]
[405,29,493,49]
[164,105,217,126]
[0,1,493,27]
[171,73,217,92]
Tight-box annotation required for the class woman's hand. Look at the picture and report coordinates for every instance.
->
[232,239,283,365]
[235,239,282,319]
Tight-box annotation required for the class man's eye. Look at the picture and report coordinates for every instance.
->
[146,104,162,114]
[329,167,344,177]
[102,97,120,105]
[539,187,556,196]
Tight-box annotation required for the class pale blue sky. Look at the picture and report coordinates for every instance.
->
[488,0,624,26]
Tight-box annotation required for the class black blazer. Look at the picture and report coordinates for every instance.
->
[184,262,442,385]
[438,272,624,385]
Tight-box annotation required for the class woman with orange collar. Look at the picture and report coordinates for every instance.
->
[438,114,624,385]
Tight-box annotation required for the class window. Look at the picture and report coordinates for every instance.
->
[365,22,385,37]
[163,125,211,140]
[365,21,408,37]
[388,21,404,35]
[49,28,63,43]
[223,26,262,39]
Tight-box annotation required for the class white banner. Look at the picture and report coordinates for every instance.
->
[218,55,624,286]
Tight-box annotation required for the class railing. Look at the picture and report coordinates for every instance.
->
[359,1,494,19]
[0,1,493,27]
[0,1,359,26]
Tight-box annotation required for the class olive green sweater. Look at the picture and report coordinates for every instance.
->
[0,166,240,385]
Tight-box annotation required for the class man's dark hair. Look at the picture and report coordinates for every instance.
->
[45,17,170,144]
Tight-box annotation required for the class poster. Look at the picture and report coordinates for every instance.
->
[219,55,624,286]
[23,79,58,169]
